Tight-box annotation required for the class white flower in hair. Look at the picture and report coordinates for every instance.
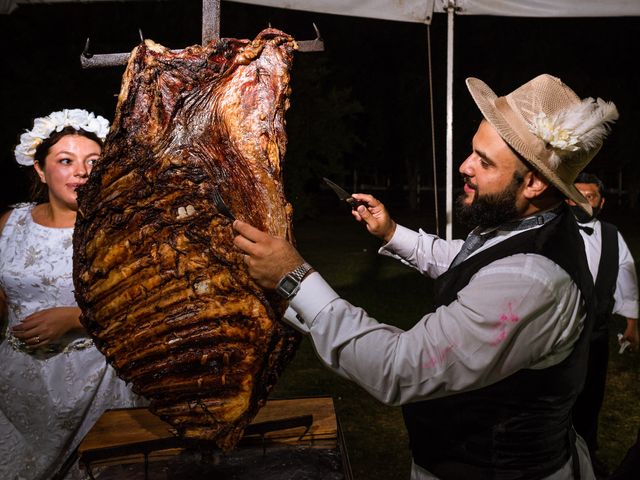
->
[64,109,89,130]
[15,132,41,166]
[32,117,56,138]
[530,97,619,168]
[86,114,110,137]
[14,108,110,166]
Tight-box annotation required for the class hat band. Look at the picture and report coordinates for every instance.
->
[494,96,551,164]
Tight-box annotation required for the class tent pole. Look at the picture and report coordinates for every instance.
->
[202,0,221,44]
[445,1,456,240]
[426,25,440,237]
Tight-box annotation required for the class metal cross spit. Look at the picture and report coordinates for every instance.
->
[80,0,324,68]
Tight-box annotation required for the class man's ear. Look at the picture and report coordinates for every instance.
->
[600,196,606,209]
[521,170,551,200]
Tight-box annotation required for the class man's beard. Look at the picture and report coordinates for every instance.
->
[455,176,521,229]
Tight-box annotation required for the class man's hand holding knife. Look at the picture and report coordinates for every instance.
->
[350,193,396,243]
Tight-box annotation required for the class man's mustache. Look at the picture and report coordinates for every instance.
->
[462,175,477,190]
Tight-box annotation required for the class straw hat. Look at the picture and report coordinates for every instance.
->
[466,74,618,214]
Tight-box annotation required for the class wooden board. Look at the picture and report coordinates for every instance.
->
[78,396,339,469]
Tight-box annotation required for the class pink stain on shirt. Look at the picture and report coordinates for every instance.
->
[492,302,520,346]
[499,302,519,323]
[490,330,507,346]
[423,345,454,369]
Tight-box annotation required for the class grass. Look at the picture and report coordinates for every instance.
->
[269,199,640,479]
[600,327,640,469]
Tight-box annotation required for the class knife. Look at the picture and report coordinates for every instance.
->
[323,177,366,209]
[211,186,235,221]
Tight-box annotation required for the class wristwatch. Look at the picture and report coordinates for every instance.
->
[275,262,313,300]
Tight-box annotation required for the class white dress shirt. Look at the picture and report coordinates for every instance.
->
[282,221,594,480]
[577,218,639,319]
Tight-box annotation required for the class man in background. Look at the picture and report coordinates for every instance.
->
[568,172,639,478]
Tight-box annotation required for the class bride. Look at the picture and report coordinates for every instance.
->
[0,109,144,479]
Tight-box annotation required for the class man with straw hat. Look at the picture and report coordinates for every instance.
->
[233,74,619,479]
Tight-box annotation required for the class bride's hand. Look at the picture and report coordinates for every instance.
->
[11,306,84,348]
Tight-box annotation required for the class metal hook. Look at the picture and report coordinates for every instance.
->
[297,23,324,52]
[82,38,93,59]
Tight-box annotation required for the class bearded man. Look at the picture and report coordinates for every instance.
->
[233,74,619,479]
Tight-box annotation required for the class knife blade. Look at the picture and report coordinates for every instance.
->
[323,177,366,209]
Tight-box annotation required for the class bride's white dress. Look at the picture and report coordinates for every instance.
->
[0,203,144,480]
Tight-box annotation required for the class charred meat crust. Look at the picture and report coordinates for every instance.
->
[73,29,300,451]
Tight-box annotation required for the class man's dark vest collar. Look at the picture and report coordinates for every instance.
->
[403,205,595,479]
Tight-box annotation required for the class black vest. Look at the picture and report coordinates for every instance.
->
[591,221,619,340]
[402,208,595,479]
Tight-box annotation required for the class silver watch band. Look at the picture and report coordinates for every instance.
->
[275,262,313,300]
[288,262,312,282]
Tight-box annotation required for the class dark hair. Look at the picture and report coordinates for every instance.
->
[506,143,566,201]
[28,126,103,203]
[574,172,605,196]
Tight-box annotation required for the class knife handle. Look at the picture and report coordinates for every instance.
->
[345,197,368,210]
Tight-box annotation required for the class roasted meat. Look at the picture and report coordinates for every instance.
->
[73,29,300,451]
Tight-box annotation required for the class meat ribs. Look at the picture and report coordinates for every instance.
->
[73,29,300,450]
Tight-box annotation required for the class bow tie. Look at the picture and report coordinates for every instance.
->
[578,225,594,235]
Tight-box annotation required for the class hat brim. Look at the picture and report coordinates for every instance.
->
[465,77,592,216]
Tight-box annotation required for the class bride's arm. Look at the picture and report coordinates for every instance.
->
[0,210,11,234]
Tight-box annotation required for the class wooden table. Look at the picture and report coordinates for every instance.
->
[75,396,352,479]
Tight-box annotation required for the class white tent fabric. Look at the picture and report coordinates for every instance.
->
[229,0,640,20]
[228,0,435,23]
[0,0,436,18]
[443,0,640,18]
[3,0,640,18]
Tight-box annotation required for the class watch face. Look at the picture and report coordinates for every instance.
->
[279,276,298,294]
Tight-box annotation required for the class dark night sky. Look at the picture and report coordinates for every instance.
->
[1,1,639,215]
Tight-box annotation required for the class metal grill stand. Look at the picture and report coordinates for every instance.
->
[69,398,352,480]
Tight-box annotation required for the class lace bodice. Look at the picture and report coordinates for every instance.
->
[0,203,90,352]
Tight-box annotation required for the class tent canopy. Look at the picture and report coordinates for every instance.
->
[3,0,640,19]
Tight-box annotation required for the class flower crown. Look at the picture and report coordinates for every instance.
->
[14,108,110,166]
